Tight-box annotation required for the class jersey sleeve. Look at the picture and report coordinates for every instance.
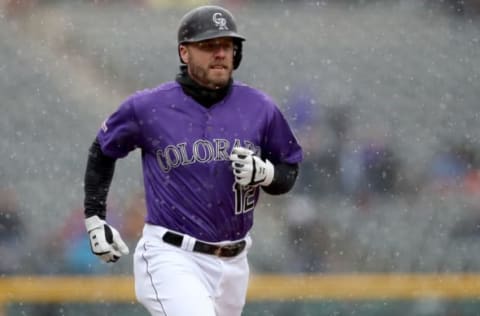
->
[97,97,142,158]
[262,103,303,165]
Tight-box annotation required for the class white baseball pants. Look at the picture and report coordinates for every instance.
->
[134,224,252,316]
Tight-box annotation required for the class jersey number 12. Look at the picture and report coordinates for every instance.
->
[233,183,256,215]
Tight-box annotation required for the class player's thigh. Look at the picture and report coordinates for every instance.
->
[215,249,251,316]
[134,238,216,316]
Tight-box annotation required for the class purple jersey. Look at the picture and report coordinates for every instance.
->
[97,81,303,242]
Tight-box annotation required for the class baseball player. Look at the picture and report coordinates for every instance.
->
[83,5,303,316]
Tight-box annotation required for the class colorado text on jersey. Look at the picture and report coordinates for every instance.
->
[155,138,260,173]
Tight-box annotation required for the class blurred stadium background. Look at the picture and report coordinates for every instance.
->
[1,0,480,315]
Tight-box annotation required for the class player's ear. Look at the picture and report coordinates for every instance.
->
[179,45,189,64]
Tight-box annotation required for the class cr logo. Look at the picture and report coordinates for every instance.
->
[212,12,228,30]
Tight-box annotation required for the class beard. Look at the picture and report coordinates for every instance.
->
[188,61,232,90]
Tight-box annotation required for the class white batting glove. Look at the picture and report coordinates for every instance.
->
[85,215,129,263]
[230,147,274,187]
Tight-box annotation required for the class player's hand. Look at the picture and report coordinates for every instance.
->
[85,215,129,263]
[229,147,274,187]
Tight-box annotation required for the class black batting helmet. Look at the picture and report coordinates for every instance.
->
[177,5,246,69]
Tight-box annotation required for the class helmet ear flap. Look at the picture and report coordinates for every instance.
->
[233,40,243,70]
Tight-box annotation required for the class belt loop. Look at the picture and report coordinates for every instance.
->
[181,235,196,252]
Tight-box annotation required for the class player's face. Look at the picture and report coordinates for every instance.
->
[180,37,234,89]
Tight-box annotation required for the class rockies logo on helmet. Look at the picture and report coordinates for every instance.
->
[212,12,228,30]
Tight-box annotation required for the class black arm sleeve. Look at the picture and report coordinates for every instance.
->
[262,162,299,195]
[84,138,116,219]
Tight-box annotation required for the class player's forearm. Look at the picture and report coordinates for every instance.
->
[84,137,116,219]
[262,162,299,195]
